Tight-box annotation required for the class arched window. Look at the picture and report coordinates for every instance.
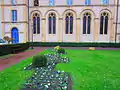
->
[85,0,91,5]
[83,12,91,34]
[100,12,109,34]
[67,0,72,6]
[65,13,73,34]
[48,13,56,34]
[33,13,40,34]
[49,0,55,6]
[34,0,39,6]
[101,0,109,4]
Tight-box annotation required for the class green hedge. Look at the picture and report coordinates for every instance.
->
[0,43,29,56]
[28,42,120,47]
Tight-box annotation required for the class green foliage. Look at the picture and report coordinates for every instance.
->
[0,42,29,56]
[57,48,65,54]
[32,55,47,68]
[28,42,120,47]
[0,57,33,90]
[56,50,120,90]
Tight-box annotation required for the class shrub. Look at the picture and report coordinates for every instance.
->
[57,48,65,54]
[32,55,47,68]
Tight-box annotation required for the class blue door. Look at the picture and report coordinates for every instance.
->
[11,28,19,44]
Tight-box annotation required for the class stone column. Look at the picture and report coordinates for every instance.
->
[76,18,80,42]
[94,18,99,42]
[109,18,115,42]
[58,17,63,42]
[42,18,46,42]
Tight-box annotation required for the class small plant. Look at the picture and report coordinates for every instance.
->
[57,48,65,54]
[3,36,14,44]
[32,55,47,68]
[89,47,95,50]
[54,46,60,51]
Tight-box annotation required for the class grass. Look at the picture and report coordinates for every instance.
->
[0,50,48,90]
[56,50,120,90]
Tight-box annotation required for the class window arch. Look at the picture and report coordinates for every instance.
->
[65,13,73,34]
[34,0,39,6]
[100,12,109,34]
[33,13,40,34]
[83,12,91,34]
[48,13,56,34]
[101,0,109,4]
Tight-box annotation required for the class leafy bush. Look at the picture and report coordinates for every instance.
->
[57,48,65,54]
[32,55,47,68]
[0,43,29,56]
[28,42,120,47]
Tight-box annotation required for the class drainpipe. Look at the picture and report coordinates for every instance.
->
[28,0,30,42]
[115,0,119,43]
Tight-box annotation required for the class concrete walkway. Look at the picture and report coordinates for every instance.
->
[0,47,49,71]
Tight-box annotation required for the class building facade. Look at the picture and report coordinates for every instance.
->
[0,0,2,38]
[0,0,120,43]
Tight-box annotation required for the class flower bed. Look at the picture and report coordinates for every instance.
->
[22,49,71,90]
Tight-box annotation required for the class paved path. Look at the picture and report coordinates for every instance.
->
[0,47,49,71]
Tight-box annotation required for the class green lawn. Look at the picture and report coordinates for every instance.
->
[56,50,120,90]
[0,50,48,90]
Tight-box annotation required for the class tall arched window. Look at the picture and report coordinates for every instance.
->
[83,12,91,34]
[65,13,73,34]
[48,13,56,34]
[34,0,39,6]
[33,13,40,34]
[100,12,109,34]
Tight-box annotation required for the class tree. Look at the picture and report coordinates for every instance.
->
[3,36,14,44]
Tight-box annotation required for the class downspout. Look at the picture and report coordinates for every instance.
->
[115,0,119,43]
[28,0,30,42]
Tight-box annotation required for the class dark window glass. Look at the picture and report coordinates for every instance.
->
[66,16,69,34]
[53,17,56,34]
[100,16,104,34]
[33,17,36,34]
[104,16,108,34]
[49,17,52,34]
[70,16,73,34]
[34,0,39,6]
[83,16,86,34]
[37,17,40,34]
[87,16,91,34]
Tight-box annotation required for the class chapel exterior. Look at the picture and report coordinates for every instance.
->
[0,0,120,43]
